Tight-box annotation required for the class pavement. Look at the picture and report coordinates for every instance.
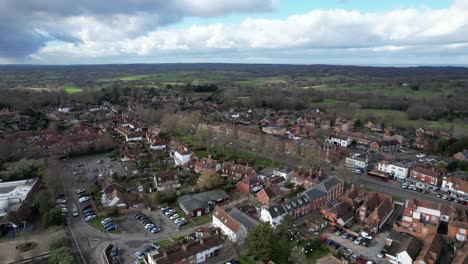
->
[61,153,213,264]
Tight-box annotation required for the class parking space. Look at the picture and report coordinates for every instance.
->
[325,228,389,263]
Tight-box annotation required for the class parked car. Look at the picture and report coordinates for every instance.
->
[75,188,86,195]
[328,227,337,233]
[105,224,118,232]
[360,231,373,240]
[377,246,389,258]
[342,232,350,239]
[84,214,96,221]
[72,207,79,217]
[56,199,67,204]
[101,218,113,225]
[110,245,119,257]
[79,196,90,203]
[169,214,179,220]
[335,229,344,236]
[134,250,145,260]
[151,242,161,250]
[343,248,353,257]
[354,237,363,245]
[351,253,360,261]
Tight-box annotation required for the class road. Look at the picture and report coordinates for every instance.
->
[354,175,459,206]
[62,154,213,264]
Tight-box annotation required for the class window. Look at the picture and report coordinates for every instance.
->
[460,229,466,235]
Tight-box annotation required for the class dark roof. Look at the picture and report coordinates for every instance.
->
[178,189,229,212]
[387,231,422,260]
[316,177,342,193]
[305,188,327,200]
[229,207,259,230]
[268,204,287,218]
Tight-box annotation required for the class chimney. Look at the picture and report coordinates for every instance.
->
[208,154,212,159]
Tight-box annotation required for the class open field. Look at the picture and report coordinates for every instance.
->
[310,83,455,99]
[63,85,82,94]
[97,71,227,83]
[235,76,288,87]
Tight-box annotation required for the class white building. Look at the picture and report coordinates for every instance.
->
[326,135,352,147]
[212,206,248,244]
[173,146,192,166]
[441,173,468,199]
[259,204,287,229]
[377,161,413,181]
[273,168,294,181]
[0,178,38,219]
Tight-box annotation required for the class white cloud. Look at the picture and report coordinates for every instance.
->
[29,0,468,64]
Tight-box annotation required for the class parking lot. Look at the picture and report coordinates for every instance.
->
[325,227,390,264]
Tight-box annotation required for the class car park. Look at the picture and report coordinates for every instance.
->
[335,229,344,236]
[101,218,113,225]
[75,188,86,195]
[134,250,145,260]
[342,232,350,239]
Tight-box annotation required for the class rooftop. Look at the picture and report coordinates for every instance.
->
[0,178,38,217]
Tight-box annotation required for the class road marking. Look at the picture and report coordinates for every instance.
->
[89,237,102,248]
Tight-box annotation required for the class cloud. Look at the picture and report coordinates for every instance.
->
[0,0,277,59]
[3,0,468,64]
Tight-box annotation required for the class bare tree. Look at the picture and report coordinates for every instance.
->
[197,169,224,191]
[43,158,64,196]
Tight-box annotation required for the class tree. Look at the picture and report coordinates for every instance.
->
[49,246,76,264]
[289,246,307,264]
[196,170,224,191]
[42,208,66,227]
[277,214,294,239]
[301,147,324,170]
[247,222,274,262]
[38,190,52,216]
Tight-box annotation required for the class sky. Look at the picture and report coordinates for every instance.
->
[1,0,467,65]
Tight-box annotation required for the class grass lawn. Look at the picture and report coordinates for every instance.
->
[155,239,173,249]
[63,85,82,94]
[173,207,195,229]
[307,248,330,264]
[309,99,349,109]
[193,214,212,225]
[87,216,123,235]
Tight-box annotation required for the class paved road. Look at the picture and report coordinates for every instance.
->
[62,154,213,264]
[354,175,458,206]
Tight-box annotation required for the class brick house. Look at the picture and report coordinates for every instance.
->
[290,169,322,189]
[236,174,260,194]
[221,162,256,180]
[212,206,248,245]
[356,192,394,233]
[194,157,221,173]
[256,183,284,206]
[370,140,400,152]
[441,172,468,200]
[448,220,468,243]
[409,165,445,191]
[314,177,344,201]
[153,172,181,191]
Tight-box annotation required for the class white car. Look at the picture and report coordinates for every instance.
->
[169,214,179,220]
[354,237,363,245]
[174,218,186,224]
[416,154,426,158]
[56,199,67,204]
[72,207,79,217]
[360,231,373,240]
[84,214,96,221]
[101,218,113,225]
[79,196,90,203]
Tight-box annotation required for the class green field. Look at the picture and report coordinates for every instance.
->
[97,71,226,83]
[310,83,454,99]
[63,85,82,94]
[235,76,288,87]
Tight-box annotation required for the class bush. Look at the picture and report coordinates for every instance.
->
[103,206,119,217]
[49,238,70,251]
[42,208,66,227]
[49,246,76,264]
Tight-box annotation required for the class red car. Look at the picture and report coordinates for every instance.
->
[328,227,337,233]
[357,256,368,264]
